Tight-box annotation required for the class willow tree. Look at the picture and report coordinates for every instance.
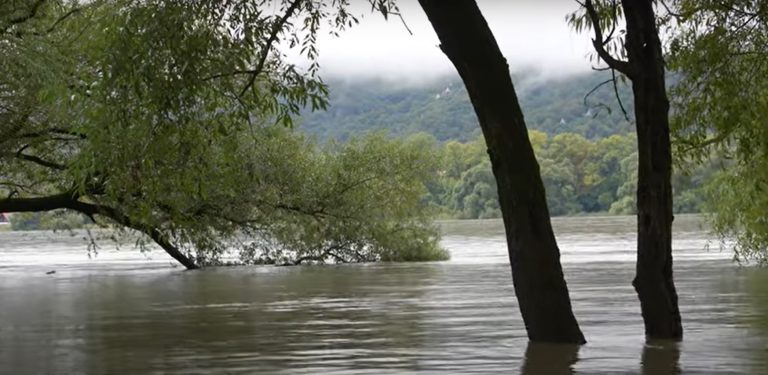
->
[666,0,768,265]
[0,0,445,268]
[418,0,585,344]
[570,0,683,340]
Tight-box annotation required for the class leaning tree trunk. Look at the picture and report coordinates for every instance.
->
[418,0,585,344]
[0,192,200,270]
[622,0,682,340]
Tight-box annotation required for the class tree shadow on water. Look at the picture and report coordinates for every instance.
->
[519,339,680,374]
[641,340,681,375]
[520,341,580,375]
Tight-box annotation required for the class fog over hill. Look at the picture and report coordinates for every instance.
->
[298,70,635,142]
[294,1,633,143]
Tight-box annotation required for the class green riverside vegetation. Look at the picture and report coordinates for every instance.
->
[0,0,446,267]
[297,76,714,220]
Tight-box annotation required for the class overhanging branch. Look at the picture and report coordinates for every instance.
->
[583,0,633,76]
[0,192,199,270]
[0,191,79,213]
[1,151,67,170]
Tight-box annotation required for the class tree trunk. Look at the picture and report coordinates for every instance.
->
[622,0,683,340]
[418,0,585,344]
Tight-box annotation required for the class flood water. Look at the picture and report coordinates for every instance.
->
[1,215,767,374]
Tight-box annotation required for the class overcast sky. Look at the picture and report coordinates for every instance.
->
[312,0,594,83]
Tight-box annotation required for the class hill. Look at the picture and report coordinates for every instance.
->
[298,71,635,142]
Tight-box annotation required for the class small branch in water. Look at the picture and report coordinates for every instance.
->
[293,243,351,265]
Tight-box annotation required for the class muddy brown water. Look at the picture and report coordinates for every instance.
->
[1,215,767,374]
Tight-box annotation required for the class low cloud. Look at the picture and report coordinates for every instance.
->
[311,0,594,84]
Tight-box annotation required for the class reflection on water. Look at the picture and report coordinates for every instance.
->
[0,215,767,374]
[641,341,680,375]
[520,343,579,375]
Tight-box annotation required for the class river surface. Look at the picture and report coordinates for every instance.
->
[1,215,768,374]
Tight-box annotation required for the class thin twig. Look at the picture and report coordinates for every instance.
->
[611,68,631,122]
[46,7,82,33]
[239,0,305,97]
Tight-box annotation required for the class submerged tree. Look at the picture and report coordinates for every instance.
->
[0,0,445,268]
[570,0,683,340]
[418,0,586,344]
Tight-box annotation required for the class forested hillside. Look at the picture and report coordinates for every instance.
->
[297,71,711,219]
[299,71,635,142]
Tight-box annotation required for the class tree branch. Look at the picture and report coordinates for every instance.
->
[583,0,633,76]
[46,7,81,33]
[293,242,351,265]
[675,130,732,154]
[0,191,199,270]
[239,0,305,97]
[583,78,613,108]
[611,68,631,122]
[1,151,67,170]
[658,0,684,19]
[369,0,413,35]
[202,69,264,82]
[95,205,200,270]
[18,127,87,140]
[0,191,79,213]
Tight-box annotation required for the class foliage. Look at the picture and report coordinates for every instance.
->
[233,132,447,265]
[0,0,446,267]
[666,0,768,263]
[423,131,712,219]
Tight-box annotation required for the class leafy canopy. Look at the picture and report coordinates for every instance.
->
[666,0,768,263]
[0,0,445,267]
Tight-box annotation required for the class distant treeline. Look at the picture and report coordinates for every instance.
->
[7,211,92,231]
[415,131,712,219]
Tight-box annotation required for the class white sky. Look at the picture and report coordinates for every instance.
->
[312,0,595,83]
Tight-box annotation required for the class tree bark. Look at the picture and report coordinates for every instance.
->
[0,194,200,270]
[418,0,585,344]
[622,0,683,340]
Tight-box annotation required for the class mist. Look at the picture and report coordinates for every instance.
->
[311,0,594,85]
